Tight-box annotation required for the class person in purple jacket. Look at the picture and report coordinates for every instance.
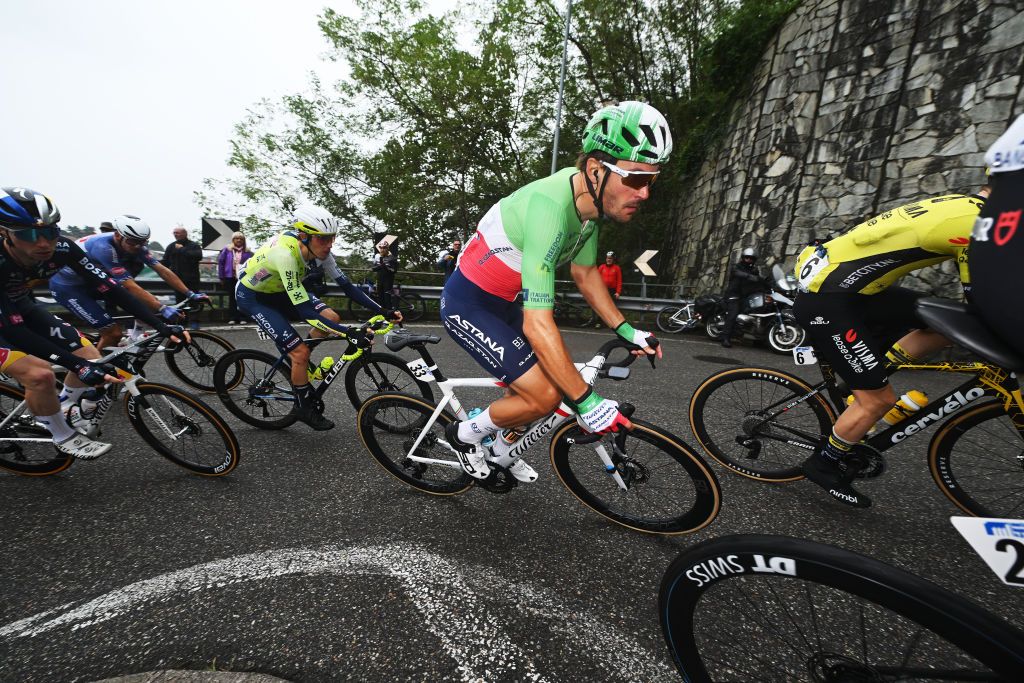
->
[218,232,253,324]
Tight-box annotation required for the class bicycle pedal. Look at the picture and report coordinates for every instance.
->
[478,465,518,494]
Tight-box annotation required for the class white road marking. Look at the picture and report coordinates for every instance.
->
[1,543,676,682]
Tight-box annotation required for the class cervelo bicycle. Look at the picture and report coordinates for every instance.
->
[658,527,1024,681]
[212,316,431,429]
[356,336,722,535]
[79,297,234,392]
[688,297,1024,516]
[0,329,241,477]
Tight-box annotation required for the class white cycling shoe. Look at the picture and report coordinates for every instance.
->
[65,403,101,438]
[55,433,112,460]
[444,422,491,479]
[507,458,538,483]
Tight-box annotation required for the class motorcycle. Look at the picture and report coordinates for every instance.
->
[703,265,805,353]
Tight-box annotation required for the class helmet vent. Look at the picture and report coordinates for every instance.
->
[639,123,657,146]
[621,128,640,148]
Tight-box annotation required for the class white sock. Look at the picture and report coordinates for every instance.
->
[458,407,500,443]
[37,412,76,443]
[59,385,91,404]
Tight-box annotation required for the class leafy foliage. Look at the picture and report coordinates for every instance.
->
[198,0,797,275]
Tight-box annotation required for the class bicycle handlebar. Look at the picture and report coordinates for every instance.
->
[597,336,660,370]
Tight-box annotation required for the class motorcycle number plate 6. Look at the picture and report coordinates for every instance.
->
[406,358,434,381]
[792,346,818,365]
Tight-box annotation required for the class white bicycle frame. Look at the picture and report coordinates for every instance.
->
[403,350,637,490]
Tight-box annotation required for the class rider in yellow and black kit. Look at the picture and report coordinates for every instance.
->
[793,184,990,507]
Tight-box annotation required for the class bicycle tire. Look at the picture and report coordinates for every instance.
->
[0,383,74,476]
[689,367,836,481]
[163,330,236,392]
[930,400,1024,517]
[357,392,474,495]
[549,419,721,535]
[125,382,240,476]
[659,534,1024,681]
[344,352,433,412]
[214,349,298,429]
[398,292,426,323]
[657,305,687,334]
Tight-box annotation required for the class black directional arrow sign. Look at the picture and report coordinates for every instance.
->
[202,218,240,251]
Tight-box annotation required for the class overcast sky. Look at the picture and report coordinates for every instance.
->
[3,1,354,247]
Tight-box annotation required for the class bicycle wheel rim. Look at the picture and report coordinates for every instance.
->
[164,330,235,392]
[214,350,297,429]
[550,420,720,535]
[660,534,1024,682]
[344,353,433,416]
[689,368,835,481]
[357,392,473,495]
[0,384,73,476]
[126,383,240,476]
[931,401,1024,517]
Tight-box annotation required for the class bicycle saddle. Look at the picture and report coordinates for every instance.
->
[385,332,441,352]
[916,298,1024,371]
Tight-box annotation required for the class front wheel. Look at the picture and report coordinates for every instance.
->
[125,382,240,476]
[357,392,474,495]
[163,330,236,391]
[344,352,433,412]
[689,367,836,481]
[0,383,74,476]
[214,349,298,429]
[549,420,721,535]
[656,305,687,334]
[660,534,1024,682]
[929,400,1024,517]
[766,318,805,353]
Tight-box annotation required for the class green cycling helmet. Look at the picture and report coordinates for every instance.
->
[582,101,673,165]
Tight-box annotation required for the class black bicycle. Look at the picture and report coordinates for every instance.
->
[659,533,1024,681]
[212,317,432,429]
[347,282,426,323]
[79,297,234,392]
[688,297,1024,517]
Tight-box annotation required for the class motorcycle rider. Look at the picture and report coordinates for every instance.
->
[720,247,768,348]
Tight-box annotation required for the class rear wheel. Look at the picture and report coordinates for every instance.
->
[397,292,426,322]
[0,384,73,476]
[930,400,1024,517]
[357,392,474,495]
[705,315,725,339]
[656,305,687,334]
[344,352,432,412]
[660,534,1024,681]
[549,419,720,535]
[689,367,836,481]
[214,349,298,429]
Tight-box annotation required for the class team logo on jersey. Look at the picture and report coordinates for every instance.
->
[948,237,969,245]
[845,329,857,343]
[809,316,830,325]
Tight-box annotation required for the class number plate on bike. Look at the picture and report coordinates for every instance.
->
[255,328,270,341]
[952,517,1024,588]
[792,346,818,365]
[406,358,434,381]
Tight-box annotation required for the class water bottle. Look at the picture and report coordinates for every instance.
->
[466,408,495,447]
[308,356,335,381]
[881,390,929,426]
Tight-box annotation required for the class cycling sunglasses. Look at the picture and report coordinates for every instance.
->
[9,225,60,242]
[600,161,659,189]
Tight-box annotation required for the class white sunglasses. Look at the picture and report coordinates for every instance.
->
[600,161,660,188]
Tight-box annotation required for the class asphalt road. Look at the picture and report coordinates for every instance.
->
[2,324,1022,682]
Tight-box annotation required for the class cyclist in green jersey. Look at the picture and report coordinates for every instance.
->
[237,205,399,430]
[441,101,670,481]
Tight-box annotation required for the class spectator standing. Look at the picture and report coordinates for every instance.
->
[98,221,115,233]
[597,251,623,299]
[162,226,204,328]
[436,239,462,283]
[217,231,253,324]
[373,242,398,309]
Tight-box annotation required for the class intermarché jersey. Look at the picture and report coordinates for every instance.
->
[458,167,598,308]
[239,231,350,304]
[795,194,985,295]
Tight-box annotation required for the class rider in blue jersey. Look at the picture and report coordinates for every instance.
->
[51,215,209,349]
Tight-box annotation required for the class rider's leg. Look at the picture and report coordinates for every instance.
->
[886,329,951,367]
[455,365,561,443]
[306,304,340,340]
[96,322,124,352]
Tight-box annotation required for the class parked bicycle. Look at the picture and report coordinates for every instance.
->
[656,299,701,334]
[658,527,1024,681]
[687,296,1024,516]
[0,328,241,477]
[79,297,234,392]
[212,316,432,429]
[347,281,426,323]
[553,292,597,328]
[356,336,721,535]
